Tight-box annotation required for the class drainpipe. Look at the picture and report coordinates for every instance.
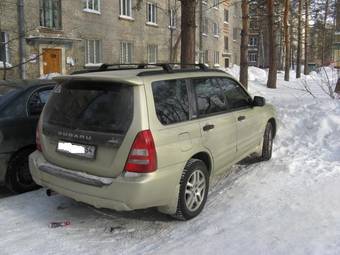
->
[198,0,203,63]
[17,0,26,79]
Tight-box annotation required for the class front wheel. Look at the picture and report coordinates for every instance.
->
[173,159,209,220]
[260,122,274,161]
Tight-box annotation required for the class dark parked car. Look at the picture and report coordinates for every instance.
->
[0,80,55,193]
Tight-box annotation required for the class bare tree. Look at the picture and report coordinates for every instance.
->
[304,0,309,75]
[180,0,197,66]
[266,0,277,89]
[284,0,290,81]
[239,0,249,89]
[296,0,302,78]
[321,0,329,65]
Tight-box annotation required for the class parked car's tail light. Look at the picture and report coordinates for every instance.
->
[36,121,42,152]
[124,130,157,173]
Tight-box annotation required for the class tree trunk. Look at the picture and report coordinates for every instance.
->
[266,0,277,89]
[284,0,290,81]
[239,0,249,89]
[296,0,302,78]
[304,0,309,74]
[181,0,197,66]
[321,0,329,66]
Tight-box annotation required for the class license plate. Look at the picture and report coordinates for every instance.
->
[57,141,96,159]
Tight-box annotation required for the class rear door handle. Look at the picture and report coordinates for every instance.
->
[238,116,246,121]
[203,124,215,131]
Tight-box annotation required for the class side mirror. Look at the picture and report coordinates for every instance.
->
[253,96,266,107]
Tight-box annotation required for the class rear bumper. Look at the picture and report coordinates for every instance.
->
[29,151,182,213]
[0,153,11,184]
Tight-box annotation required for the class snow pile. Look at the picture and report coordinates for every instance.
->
[0,66,340,255]
[39,73,61,80]
[0,62,12,68]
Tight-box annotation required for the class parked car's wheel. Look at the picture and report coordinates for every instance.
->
[6,148,39,193]
[173,159,209,220]
[260,122,274,161]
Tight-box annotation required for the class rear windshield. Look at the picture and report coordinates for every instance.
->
[43,80,133,134]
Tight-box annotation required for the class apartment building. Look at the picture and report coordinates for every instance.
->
[0,0,241,79]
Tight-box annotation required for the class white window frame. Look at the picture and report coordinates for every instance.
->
[249,36,258,47]
[85,39,102,66]
[224,9,229,23]
[0,32,10,66]
[146,2,157,25]
[83,0,100,14]
[120,41,133,64]
[119,0,133,19]
[147,44,158,64]
[213,51,219,65]
[213,22,219,38]
[213,0,219,9]
[202,17,208,36]
[248,52,257,63]
[169,8,176,29]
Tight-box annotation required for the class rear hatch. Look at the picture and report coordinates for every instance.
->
[41,78,134,177]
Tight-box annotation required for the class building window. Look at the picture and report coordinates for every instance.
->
[233,28,238,40]
[0,32,9,65]
[249,36,258,47]
[147,2,157,24]
[224,36,229,50]
[147,44,158,64]
[83,0,100,13]
[224,9,229,23]
[214,51,219,65]
[120,0,132,17]
[202,17,208,35]
[85,39,102,65]
[248,52,257,63]
[202,50,209,64]
[169,8,176,28]
[213,0,219,8]
[120,41,133,64]
[40,0,62,29]
[213,23,219,37]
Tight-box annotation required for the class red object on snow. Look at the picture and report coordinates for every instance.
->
[49,221,71,228]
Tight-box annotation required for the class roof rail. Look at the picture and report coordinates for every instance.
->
[71,63,212,75]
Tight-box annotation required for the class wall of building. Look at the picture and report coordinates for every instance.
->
[0,0,20,79]
[0,0,241,80]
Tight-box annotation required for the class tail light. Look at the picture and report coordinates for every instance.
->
[124,130,157,173]
[36,121,42,152]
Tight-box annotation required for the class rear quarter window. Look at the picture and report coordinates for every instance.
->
[152,79,189,125]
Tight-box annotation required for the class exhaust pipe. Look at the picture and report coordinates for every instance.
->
[46,189,57,197]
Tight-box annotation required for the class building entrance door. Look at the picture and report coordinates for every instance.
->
[42,48,61,74]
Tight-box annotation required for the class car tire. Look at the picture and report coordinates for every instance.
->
[172,159,209,220]
[260,122,274,161]
[5,148,39,193]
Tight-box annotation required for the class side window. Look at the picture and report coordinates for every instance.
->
[218,78,251,109]
[27,88,52,116]
[152,79,189,125]
[193,78,226,116]
[1,94,26,118]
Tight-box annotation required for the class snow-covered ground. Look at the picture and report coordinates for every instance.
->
[0,67,339,255]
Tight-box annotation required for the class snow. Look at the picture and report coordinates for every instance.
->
[1,66,340,255]
[0,62,12,68]
[39,73,61,80]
